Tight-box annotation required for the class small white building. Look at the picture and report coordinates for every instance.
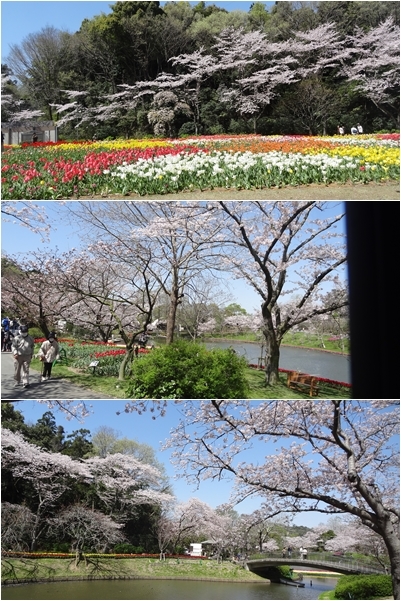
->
[1,120,58,145]
[189,543,203,557]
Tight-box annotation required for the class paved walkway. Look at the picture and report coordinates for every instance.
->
[1,352,116,400]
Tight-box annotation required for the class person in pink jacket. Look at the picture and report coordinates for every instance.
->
[38,331,60,381]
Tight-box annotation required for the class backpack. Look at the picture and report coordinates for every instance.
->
[2,318,10,331]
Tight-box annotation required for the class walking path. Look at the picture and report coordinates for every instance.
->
[1,352,116,400]
[75,182,400,201]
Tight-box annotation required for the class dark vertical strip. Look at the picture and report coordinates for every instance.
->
[345,201,400,399]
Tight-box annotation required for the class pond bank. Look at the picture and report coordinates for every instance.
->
[205,338,349,356]
[1,557,265,586]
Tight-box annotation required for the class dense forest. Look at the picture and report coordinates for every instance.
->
[2,1,400,138]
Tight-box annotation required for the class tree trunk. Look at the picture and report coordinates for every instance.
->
[118,347,134,380]
[30,506,43,551]
[264,336,280,385]
[381,517,400,600]
[166,293,178,345]
[261,304,280,385]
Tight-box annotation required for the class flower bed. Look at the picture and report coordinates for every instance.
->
[33,340,151,377]
[2,134,399,199]
[2,551,208,560]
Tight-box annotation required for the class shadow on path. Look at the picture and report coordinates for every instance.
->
[1,352,116,400]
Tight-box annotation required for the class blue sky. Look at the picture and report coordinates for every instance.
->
[12,399,331,528]
[1,1,274,61]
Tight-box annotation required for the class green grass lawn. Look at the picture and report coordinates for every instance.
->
[30,357,121,398]
[30,356,351,399]
[1,557,265,584]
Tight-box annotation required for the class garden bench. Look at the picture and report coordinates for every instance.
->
[287,371,319,397]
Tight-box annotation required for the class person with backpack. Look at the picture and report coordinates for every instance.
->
[11,324,35,388]
[2,316,10,332]
[38,331,60,381]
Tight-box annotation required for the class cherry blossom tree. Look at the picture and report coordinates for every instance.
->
[232,510,278,555]
[49,504,125,565]
[314,516,390,569]
[84,453,173,516]
[1,427,91,550]
[1,250,78,337]
[61,201,227,345]
[1,202,50,241]
[218,201,347,384]
[2,426,173,553]
[51,245,162,378]
[220,63,297,134]
[11,400,92,422]
[176,275,230,341]
[53,252,146,343]
[1,503,36,551]
[223,312,262,335]
[158,498,233,560]
[166,48,219,135]
[1,74,44,124]
[168,497,220,551]
[213,28,297,133]
[340,18,400,125]
[153,510,175,559]
[125,400,399,597]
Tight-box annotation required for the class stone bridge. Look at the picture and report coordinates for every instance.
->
[245,553,386,582]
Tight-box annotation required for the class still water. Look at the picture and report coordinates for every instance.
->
[205,341,351,384]
[2,577,339,600]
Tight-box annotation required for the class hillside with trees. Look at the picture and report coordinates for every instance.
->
[2,1,399,138]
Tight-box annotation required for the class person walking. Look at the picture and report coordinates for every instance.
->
[11,324,35,388]
[2,316,10,332]
[38,331,60,381]
[2,329,14,352]
[357,123,363,134]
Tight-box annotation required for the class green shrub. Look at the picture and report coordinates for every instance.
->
[126,339,250,399]
[28,326,45,338]
[334,574,393,599]
[113,543,144,554]
[178,122,196,137]
[278,565,293,579]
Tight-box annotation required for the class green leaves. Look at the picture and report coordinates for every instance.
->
[126,339,250,399]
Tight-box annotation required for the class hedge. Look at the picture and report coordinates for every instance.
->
[334,574,393,600]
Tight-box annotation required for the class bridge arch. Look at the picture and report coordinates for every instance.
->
[246,554,386,581]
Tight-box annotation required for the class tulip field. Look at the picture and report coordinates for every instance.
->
[1,134,399,200]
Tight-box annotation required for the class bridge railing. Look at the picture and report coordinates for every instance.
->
[247,552,387,575]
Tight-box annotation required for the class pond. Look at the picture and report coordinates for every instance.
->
[2,576,339,600]
[204,340,350,383]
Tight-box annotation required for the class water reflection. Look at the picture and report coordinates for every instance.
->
[1,577,339,600]
[205,341,351,384]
